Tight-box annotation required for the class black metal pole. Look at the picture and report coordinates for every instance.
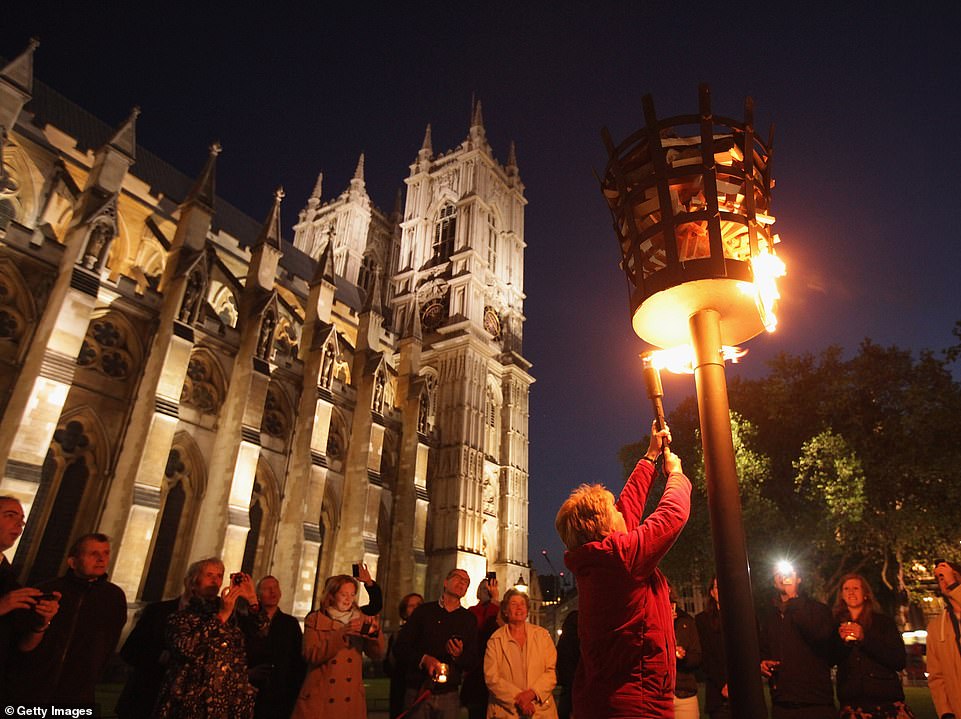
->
[689,309,767,718]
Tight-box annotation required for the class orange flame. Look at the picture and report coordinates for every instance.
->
[752,235,786,332]
[644,345,748,374]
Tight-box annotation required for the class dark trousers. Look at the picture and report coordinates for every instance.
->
[772,704,837,719]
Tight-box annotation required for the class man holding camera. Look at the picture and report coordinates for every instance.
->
[0,495,60,695]
[153,558,264,718]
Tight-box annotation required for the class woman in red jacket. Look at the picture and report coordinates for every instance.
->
[555,423,691,719]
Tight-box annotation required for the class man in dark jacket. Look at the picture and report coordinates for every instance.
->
[672,594,702,718]
[7,532,127,704]
[399,567,478,719]
[242,575,306,719]
[555,610,579,719]
[758,562,836,719]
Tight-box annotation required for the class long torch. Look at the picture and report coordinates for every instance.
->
[641,352,667,447]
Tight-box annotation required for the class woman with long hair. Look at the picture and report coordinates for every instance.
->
[483,588,558,718]
[292,574,386,719]
[833,573,913,719]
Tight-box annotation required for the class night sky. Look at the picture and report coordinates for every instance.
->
[5,4,960,578]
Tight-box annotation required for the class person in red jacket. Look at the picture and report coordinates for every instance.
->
[555,423,691,719]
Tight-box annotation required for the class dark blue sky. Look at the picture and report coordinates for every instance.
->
[5,3,960,575]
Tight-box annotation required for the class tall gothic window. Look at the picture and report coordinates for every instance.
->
[142,476,186,602]
[433,205,456,261]
[241,482,265,575]
[487,216,498,270]
[358,255,376,294]
[485,386,499,460]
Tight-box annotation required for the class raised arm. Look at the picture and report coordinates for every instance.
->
[617,423,672,527]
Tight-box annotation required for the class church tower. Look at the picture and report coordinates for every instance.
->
[390,101,532,595]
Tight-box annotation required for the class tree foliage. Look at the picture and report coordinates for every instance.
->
[622,329,961,614]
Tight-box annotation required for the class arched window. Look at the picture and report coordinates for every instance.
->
[485,384,500,460]
[432,205,456,261]
[358,255,376,294]
[241,481,266,575]
[142,436,205,601]
[142,467,186,602]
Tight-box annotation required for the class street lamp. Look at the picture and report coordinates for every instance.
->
[599,84,784,719]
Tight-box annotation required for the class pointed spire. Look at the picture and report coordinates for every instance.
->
[310,233,336,286]
[348,153,366,195]
[108,106,140,160]
[471,99,484,130]
[307,171,324,207]
[402,296,422,342]
[1,37,39,94]
[507,141,517,169]
[418,124,433,160]
[468,98,486,145]
[184,141,220,211]
[254,186,284,251]
[353,153,365,182]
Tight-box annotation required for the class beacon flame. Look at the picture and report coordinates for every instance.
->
[644,345,748,375]
[751,235,787,332]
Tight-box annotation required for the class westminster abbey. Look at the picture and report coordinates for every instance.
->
[0,40,532,622]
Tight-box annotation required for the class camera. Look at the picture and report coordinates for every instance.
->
[360,620,372,636]
[486,571,496,582]
[352,563,361,578]
[231,572,245,586]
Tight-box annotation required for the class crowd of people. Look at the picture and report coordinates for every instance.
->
[1,416,960,719]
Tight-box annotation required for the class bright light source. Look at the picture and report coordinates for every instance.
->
[752,240,786,332]
[775,560,794,576]
[646,345,748,374]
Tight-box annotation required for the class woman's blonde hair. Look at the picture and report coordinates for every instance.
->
[555,483,616,550]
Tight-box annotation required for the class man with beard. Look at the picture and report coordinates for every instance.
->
[152,558,263,718]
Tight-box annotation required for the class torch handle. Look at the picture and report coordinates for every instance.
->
[642,359,668,450]
[651,395,667,450]
[651,396,667,433]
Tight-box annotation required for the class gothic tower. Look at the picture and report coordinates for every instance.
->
[391,102,532,597]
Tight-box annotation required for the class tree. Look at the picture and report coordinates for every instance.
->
[620,331,961,616]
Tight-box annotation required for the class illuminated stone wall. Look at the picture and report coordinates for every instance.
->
[0,43,531,623]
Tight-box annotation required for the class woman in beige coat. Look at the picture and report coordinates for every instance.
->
[292,574,385,719]
[927,560,961,719]
[484,588,558,719]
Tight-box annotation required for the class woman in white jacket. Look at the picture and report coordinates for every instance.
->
[484,588,558,718]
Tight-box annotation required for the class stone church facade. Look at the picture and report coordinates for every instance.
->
[0,41,532,622]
